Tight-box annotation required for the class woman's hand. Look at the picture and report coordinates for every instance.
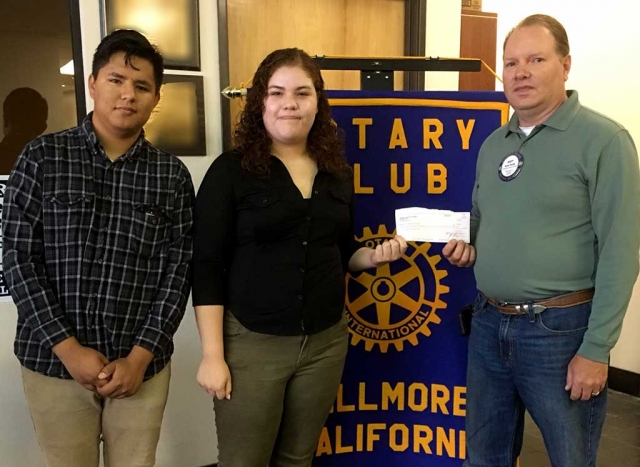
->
[197,355,232,400]
[370,235,408,267]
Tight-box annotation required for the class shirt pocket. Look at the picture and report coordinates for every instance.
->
[130,202,172,258]
[238,191,286,245]
[43,193,94,245]
[243,192,281,210]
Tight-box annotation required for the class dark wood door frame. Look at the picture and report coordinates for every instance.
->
[69,0,87,122]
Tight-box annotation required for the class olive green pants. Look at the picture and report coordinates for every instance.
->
[215,312,348,467]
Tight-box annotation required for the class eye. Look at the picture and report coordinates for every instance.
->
[109,78,122,84]
[533,57,544,63]
[297,92,310,96]
[504,62,516,68]
[269,91,282,96]
[136,85,150,92]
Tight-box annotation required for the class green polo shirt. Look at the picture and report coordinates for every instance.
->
[471,91,640,362]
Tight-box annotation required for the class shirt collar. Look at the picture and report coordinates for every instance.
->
[81,112,147,161]
[506,90,581,136]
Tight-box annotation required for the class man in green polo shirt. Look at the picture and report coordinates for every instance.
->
[443,13,639,467]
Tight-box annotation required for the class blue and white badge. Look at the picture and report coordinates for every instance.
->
[498,152,524,181]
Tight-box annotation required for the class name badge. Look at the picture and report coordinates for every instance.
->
[498,152,524,181]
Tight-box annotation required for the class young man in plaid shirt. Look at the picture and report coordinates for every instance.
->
[2,29,194,467]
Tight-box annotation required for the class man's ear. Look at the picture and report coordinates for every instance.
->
[563,54,572,82]
[88,74,96,99]
[152,86,161,109]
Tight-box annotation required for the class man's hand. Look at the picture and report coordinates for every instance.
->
[442,239,476,267]
[52,337,110,392]
[96,346,154,399]
[197,355,232,400]
[565,354,608,401]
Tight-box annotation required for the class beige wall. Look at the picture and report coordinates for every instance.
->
[483,0,640,373]
[424,0,461,91]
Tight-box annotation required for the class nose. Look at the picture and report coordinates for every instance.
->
[120,80,135,101]
[282,93,298,110]
[514,63,530,80]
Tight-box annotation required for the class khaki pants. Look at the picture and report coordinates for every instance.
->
[21,362,171,467]
[215,312,348,467]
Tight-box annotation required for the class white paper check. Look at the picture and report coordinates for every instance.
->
[395,207,470,243]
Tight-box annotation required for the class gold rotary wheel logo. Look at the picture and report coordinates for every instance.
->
[346,225,450,352]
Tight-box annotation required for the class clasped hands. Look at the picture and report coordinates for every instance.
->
[53,338,152,399]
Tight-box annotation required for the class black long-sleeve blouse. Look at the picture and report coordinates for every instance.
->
[192,150,357,335]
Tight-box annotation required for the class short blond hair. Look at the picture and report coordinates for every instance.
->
[504,14,570,57]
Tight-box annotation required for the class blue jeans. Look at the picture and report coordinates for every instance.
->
[463,294,607,467]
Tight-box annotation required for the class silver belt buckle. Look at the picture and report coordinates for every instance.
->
[514,304,547,314]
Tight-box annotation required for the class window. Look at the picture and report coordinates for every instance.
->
[0,0,83,175]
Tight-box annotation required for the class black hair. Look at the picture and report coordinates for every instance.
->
[92,29,164,93]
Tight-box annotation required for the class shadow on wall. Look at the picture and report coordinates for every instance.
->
[0,87,49,175]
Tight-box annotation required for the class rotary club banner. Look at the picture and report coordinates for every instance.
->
[315,91,509,466]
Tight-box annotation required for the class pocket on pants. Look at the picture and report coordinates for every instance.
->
[472,293,487,317]
[222,310,248,338]
[536,301,591,334]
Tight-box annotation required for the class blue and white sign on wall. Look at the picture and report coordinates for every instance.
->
[314,91,509,467]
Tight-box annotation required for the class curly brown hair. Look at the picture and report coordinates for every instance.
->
[234,48,350,177]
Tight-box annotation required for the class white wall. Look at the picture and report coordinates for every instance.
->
[424,0,461,91]
[0,1,223,466]
[154,0,222,463]
[482,0,640,373]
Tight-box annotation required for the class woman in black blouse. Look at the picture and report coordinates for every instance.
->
[193,48,406,466]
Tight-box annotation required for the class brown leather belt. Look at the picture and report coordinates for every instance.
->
[486,288,594,315]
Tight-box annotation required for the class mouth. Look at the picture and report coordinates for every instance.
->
[513,85,534,93]
[278,116,301,120]
[116,107,137,115]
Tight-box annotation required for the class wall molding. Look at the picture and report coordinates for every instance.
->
[609,366,640,398]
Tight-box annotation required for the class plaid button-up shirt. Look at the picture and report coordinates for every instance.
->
[2,114,194,380]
